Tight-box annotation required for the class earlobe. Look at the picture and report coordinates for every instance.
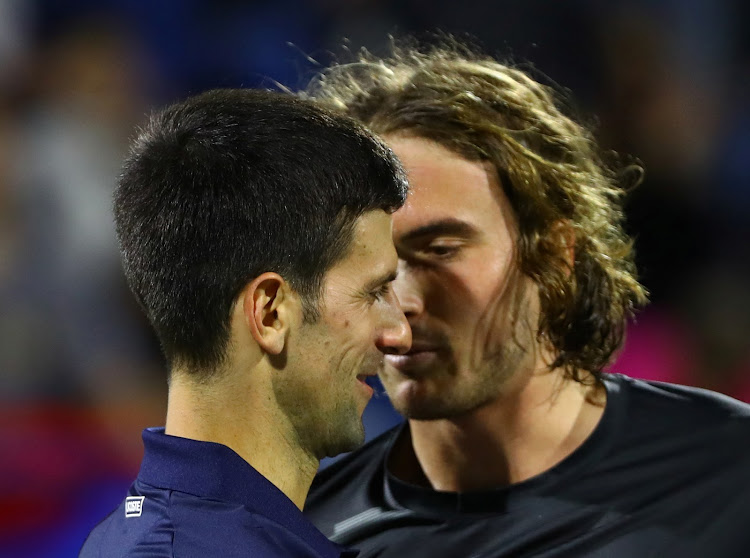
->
[242,273,294,355]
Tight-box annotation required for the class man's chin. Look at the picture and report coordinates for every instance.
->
[393,401,454,421]
[385,376,445,418]
[318,420,366,459]
[388,386,453,421]
[388,382,491,421]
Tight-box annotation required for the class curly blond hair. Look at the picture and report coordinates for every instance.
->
[303,39,648,380]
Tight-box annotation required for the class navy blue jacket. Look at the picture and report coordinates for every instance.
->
[80,428,357,557]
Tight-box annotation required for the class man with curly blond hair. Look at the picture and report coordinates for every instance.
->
[303,40,750,558]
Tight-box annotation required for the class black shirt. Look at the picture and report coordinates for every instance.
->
[305,374,750,557]
[81,428,356,558]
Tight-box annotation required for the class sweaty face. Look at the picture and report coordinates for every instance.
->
[274,209,411,459]
[382,136,540,420]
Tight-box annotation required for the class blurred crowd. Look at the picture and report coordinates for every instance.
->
[0,1,748,556]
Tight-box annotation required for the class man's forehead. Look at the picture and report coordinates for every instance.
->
[349,209,394,246]
[388,149,504,231]
[338,210,398,268]
[392,186,498,238]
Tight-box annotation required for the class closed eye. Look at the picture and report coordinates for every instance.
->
[370,282,392,302]
[397,219,477,263]
[420,241,462,259]
[363,270,397,303]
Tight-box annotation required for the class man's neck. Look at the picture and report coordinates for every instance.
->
[392,369,606,492]
[165,372,318,510]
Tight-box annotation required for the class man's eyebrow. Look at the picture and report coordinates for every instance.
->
[399,219,479,243]
[364,270,398,291]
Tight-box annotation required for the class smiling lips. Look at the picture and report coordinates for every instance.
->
[355,373,375,399]
[384,342,442,372]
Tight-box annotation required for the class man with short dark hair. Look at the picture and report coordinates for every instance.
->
[303,41,750,557]
[80,88,411,557]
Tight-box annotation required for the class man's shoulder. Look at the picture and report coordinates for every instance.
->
[613,373,750,409]
[306,423,401,535]
[81,482,350,558]
[79,508,120,558]
[169,494,355,558]
[603,373,750,470]
[608,373,750,429]
[79,483,175,557]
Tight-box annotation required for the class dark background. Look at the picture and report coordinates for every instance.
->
[0,1,748,556]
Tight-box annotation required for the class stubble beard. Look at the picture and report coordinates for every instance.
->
[315,352,386,458]
[387,280,538,421]
[316,395,366,458]
[279,385,366,460]
[272,366,366,462]
[387,339,528,421]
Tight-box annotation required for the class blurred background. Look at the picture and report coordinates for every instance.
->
[0,0,747,556]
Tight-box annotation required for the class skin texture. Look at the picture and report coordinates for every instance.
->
[382,136,539,419]
[381,137,605,492]
[274,209,412,460]
[166,209,411,509]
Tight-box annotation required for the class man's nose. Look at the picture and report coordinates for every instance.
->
[377,287,412,355]
[392,264,424,320]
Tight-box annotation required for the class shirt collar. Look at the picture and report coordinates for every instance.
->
[139,427,356,557]
[382,375,623,515]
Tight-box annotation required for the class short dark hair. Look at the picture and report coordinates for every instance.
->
[115,88,407,376]
[304,39,647,380]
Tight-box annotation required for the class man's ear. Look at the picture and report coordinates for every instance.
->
[241,272,299,355]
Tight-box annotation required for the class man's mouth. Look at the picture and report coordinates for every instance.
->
[384,344,442,371]
[355,372,376,398]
